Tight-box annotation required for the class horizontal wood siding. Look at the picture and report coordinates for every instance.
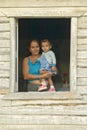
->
[78,17,87,29]
[0,0,87,7]
[0,1,87,129]
[0,17,10,89]
[0,55,10,61]
[77,15,87,94]
[0,125,87,130]
[0,78,9,88]
[0,40,10,47]
[0,96,87,129]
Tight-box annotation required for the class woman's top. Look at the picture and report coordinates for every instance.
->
[28,57,40,82]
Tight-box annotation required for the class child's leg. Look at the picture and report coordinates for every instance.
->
[38,70,47,91]
[48,76,55,92]
[40,70,47,85]
[38,79,47,91]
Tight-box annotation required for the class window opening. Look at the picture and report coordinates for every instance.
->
[18,18,70,92]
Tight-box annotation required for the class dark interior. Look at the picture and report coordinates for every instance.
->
[18,18,70,92]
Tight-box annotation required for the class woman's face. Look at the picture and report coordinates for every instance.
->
[29,41,40,55]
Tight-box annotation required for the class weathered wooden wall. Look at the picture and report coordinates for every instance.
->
[0,17,10,93]
[0,0,87,129]
[0,92,87,130]
[77,16,87,94]
[0,0,87,94]
[0,0,87,7]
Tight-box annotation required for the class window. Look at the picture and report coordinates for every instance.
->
[18,18,70,92]
[10,17,77,93]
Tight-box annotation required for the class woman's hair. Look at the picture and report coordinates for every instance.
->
[28,39,40,49]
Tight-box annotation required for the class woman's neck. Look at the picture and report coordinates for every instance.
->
[30,54,40,63]
[31,54,40,58]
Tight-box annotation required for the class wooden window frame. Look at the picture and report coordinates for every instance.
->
[1,7,85,96]
[1,6,85,99]
[0,4,86,100]
[9,17,77,93]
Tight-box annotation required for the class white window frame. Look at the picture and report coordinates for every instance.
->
[10,17,77,93]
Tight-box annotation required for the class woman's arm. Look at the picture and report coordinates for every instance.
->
[22,57,51,80]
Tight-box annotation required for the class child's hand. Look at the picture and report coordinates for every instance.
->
[51,66,57,75]
[51,66,57,71]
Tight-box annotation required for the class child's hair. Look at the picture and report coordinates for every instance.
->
[41,39,52,46]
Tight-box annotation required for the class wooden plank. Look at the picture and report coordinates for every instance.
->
[0,40,10,47]
[11,99,87,106]
[81,95,87,100]
[77,68,87,77]
[70,18,77,91]
[0,23,10,31]
[0,0,87,7]
[1,7,87,17]
[78,38,87,45]
[0,17,9,23]
[0,99,11,106]
[0,99,86,107]
[78,29,87,38]
[0,125,87,130]
[0,78,9,88]
[0,62,10,70]
[3,92,81,100]
[0,105,87,116]
[77,44,87,50]
[0,48,10,54]
[0,12,4,16]
[0,115,87,125]
[0,88,9,94]
[77,86,87,94]
[84,12,87,16]
[0,32,10,40]
[78,17,87,29]
[77,59,87,67]
[0,95,5,99]
[77,51,87,59]
[9,18,17,92]
[0,70,9,77]
[0,55,10,61]
[77,78,87,86]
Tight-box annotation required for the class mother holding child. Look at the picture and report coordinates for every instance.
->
[22,39,57,92]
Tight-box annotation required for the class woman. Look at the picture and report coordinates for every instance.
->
[22,39,51,91]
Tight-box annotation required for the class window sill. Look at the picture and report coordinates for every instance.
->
[2,91,82,100]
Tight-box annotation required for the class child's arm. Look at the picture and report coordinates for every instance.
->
[49,51,57,74]
[50,51,56,66]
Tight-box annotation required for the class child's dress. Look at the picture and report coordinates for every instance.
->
[39,50,57,74]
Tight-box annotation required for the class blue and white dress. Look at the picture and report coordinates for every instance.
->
[39,50,57,74]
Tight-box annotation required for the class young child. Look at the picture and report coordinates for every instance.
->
[38,39,57,92]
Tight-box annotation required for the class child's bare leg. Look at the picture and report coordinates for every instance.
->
[48,76,54,87]
[40,70,47,84]
[48,76,55,92]
[38,70,47,91]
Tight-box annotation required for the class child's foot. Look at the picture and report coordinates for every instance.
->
[48,87,56,92]
[38,85,47,91]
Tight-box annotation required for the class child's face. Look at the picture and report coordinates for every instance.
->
[41,42,52,53]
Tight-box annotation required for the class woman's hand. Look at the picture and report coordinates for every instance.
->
[40,72,52,79]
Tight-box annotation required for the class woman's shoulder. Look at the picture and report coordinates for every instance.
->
[23,56,29,63]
